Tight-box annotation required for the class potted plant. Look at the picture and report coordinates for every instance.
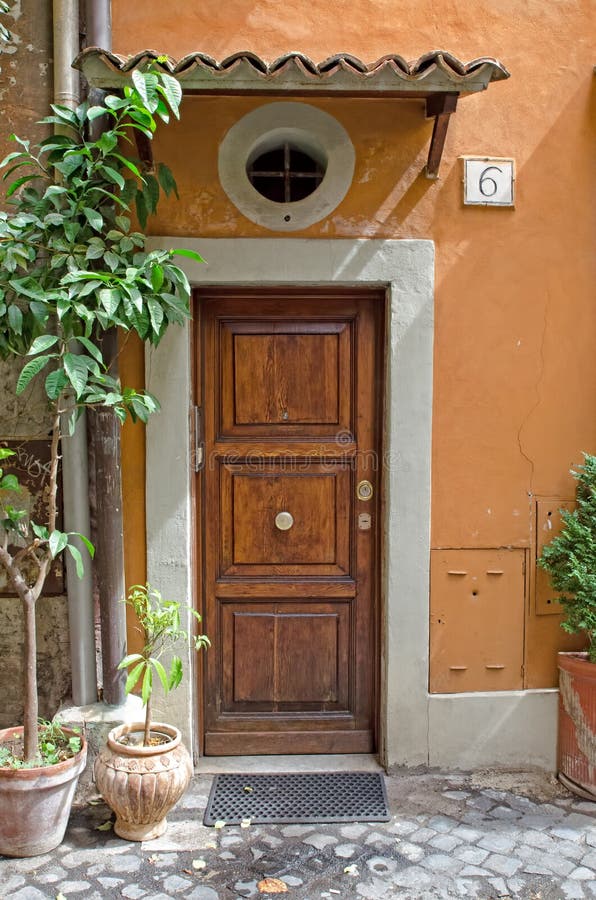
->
[538,452,596,799]
[0,66,200,856]
[94,584,209,840]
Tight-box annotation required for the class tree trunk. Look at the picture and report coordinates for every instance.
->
[23,593,38,761]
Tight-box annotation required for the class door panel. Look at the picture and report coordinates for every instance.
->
[221,603,349,710]
[220,463,351,576]
[219,318,353,438]
[198,289,382,755]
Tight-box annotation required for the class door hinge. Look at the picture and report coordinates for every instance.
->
[193,405,204,472]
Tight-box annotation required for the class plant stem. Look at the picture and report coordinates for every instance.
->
[143,693,152,747]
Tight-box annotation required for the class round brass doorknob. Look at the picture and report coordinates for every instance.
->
[275,511,294,531]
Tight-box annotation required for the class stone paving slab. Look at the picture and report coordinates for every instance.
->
[1,771,595,899]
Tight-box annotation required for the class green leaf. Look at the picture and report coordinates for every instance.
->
[49,530,68,558]
[66,542,85,578]
[6,174,38,198]
[169,656,183,690]
[132,69,159,108]
[151,658,170,694]
[87,105,109,121]
[147,297,164,334]
[105,94,129,111]
[26,334,59,355]
[124,660,146,694]
[63,352,89,397]
[63,220,80,243]
[143,174,160,213]
[16,355,51,394]
[0,449,16,461]
[118,653,143,670]
[151,264,164,292]
[171,248,205,262]
[157,162,178,199]
[49,103,79,127]
[135,191,148,230]
[31,523,49,540]
[82,207,103,232]
[104,250,121,271]
[55,154,84,178]
[130,397,149,423]
[0,474,19,492]
[45,368,68,400]
[7,303,23,334]
[0,151,28,169]
[30,300,50,324]
[76,337,104,366]
[99,288,121,316]
[69,532,95,559]
[85,242,105,261]
[141,664,152,705]
[158,73,182,118]
[100,165,125,190]
[112,153,142,179]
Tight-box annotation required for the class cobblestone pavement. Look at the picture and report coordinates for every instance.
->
[2,771,596,899]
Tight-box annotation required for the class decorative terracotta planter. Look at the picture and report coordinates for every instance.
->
[0,726,87,858]
[94,721,192,841]
[558,651,596,800]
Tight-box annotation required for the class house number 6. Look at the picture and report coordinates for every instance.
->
[463,157,515,207]
[478,166,502,197]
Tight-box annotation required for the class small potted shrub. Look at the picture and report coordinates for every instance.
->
[94,584,209,840]
[539,452,596,798]
[0,66,199,856]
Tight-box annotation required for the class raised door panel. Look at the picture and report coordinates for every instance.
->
[233,333,339,425]
[220,463,351,577]
[219,318,353,439]
[221,602,349,713]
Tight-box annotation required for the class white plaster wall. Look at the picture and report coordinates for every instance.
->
[428,691,559,772]
[145,323,194,749]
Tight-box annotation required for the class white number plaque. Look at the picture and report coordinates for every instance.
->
[463,157,515,207]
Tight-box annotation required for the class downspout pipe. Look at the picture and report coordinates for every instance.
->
[85,0,111,50]
[53,0,97,705]
[84,0,127,707]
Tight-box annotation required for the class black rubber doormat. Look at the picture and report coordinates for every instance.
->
[203,772,390,826]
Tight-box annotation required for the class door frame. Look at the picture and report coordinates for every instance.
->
[145,238,435,769]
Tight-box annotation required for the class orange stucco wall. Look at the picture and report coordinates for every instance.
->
[118,331,147,657]
[113,0,595,687]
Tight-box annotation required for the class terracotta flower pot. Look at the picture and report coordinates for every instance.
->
[558,651,596,800]
[0,726,87,858]
[94,721,192,841]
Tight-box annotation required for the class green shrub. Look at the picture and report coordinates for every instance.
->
[539,454,596,662]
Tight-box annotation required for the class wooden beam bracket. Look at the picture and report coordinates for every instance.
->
[425,92,459,179]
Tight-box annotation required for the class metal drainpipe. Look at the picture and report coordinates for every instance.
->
[83,0,128,707]
[53,0,97,705]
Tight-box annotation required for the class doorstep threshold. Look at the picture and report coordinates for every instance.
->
[198,754,383,775]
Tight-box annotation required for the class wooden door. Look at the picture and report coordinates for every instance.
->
[197,288,383,755]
